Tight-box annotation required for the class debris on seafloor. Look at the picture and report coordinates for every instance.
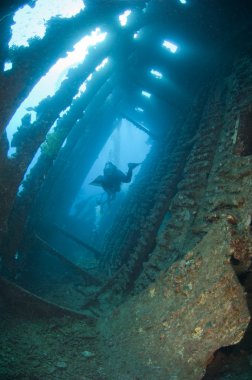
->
[0,275,95,321]
[55,360,68,369]
[81,350,95,358]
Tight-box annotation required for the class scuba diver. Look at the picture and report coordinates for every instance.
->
[90,162,141,205]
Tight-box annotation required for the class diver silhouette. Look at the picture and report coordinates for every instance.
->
[90,162,141,204]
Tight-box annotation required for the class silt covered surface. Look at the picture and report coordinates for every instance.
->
[98,222,250,380]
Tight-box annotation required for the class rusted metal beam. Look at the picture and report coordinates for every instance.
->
[53,225,103,260]
[35,234,102,286]
[120,111,160,140]
[0,275,95,321]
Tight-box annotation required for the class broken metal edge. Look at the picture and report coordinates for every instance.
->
[0,276,96,323]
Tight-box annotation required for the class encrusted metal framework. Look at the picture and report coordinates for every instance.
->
[0,0,251,296]
[1,2,252,378]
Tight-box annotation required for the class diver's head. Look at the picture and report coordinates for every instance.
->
[105,161,114,169]
[104,161,116,175]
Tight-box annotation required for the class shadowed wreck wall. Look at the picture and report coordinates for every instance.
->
[97,45,252,296]
[1,2,252,379]
[93,45,252,379]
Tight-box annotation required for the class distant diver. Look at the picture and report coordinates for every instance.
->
[90,161,141,205]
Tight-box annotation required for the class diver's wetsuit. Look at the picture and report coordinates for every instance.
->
[90,162,140,206]
[102,164,134,199]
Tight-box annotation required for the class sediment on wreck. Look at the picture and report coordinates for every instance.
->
[98,223,250,380]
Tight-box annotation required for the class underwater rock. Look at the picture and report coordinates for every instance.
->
[81,350,95,358]
[226,214,238,225]
[55,360,67,369]
[98,222,250,380]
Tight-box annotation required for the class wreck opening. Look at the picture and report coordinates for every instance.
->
[6,26,108,158]
[1,0,252,379]
[68,117,151,249]
[9,0,85,48]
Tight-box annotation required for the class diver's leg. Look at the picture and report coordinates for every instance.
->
[124,167,133,182]
[123,163,141,183]
[106,190,116,207]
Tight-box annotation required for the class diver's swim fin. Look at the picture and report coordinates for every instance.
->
[89,175,104,187]
[128,162,141,169]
